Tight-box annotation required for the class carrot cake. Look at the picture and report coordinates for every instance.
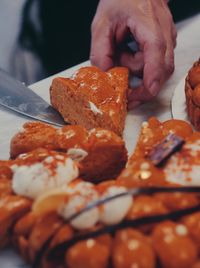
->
[1,173,200,268]
[1,119,200,267]
[185,58,200,130]
[118,117,200,187]
[0,148,79,249]
[50,66,129,136]
[10,121,127,182]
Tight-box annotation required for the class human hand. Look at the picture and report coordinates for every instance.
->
[90,0,177,109]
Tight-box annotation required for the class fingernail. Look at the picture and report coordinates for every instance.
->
[149,81,160,97]
[128,101,141,110]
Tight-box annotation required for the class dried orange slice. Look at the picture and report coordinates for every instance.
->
[32,187,69,215]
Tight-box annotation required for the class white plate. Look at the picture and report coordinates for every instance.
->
[171,76,189,122]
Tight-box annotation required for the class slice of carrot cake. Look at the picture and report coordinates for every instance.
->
[50,66,128,136]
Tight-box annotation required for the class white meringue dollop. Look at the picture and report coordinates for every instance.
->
[58,181,99,230]
[12,155,78,199]
[100,186,133,225]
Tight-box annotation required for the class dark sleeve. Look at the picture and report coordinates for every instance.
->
[39,0,99,75]
[169,0,200,22]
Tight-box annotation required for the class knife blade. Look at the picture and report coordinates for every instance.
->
[0,68,65,127]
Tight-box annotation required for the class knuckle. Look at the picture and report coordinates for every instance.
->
[89,54,97,65]
[149,37,166,53]
[91,19,97,32]
[166,62,174,76]
[167,12,174,23]
[165,8,174,25]
[173,39,177,48]
[172,28,177,40]
[91,15,110,33]
[157,39,167,52]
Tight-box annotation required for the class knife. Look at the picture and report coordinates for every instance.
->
[0,68,65,127]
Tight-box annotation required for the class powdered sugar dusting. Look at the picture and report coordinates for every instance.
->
[89,101,103,115]
[164,140,200,185]
[56,128,76,139]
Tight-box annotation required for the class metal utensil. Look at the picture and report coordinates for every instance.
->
[0,68,65,127]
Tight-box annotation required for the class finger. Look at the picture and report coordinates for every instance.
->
[128,18,166,98]
[160,1,177,49]
[90,17,114,71]
[164,40,175,80]
[162,30,175,81]
[172,24,177,48]
[128,84,154,103]
[118,51,144,75]
[128,100,141,110]
[142,41,166,96]
[154,3,175,80]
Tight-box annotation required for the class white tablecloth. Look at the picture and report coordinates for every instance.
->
[0,12,200,268]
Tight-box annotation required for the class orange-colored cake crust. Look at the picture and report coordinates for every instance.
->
[10,121,127,182]
[3,118,200,267]
[152,221,198,268]
[0,160,13,180]
[8,184,200,268]
[50,66,128,136]
[185,59,200,130]
[2,133,200,267]
[118,117,198,187]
